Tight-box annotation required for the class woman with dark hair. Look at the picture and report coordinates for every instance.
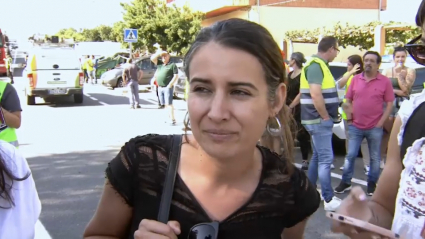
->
[84,18,320,239]
[286,52,311,170]
[0,141,41,238]
[380,47,416,169]
[335,55,370,176]
[332,1,425,238]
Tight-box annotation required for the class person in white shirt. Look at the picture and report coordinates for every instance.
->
[0,140,41,239]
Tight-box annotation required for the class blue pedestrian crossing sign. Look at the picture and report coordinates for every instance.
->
[124,29,138,43]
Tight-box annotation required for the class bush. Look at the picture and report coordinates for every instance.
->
[285,21,421,50]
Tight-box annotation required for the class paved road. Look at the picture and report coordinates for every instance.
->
[7,75,373,239]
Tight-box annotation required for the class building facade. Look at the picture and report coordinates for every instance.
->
[167,0,395,60]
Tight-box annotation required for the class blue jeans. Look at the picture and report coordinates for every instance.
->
[342,125,383,185]
[304,119,334,202]
[158,86,174,105]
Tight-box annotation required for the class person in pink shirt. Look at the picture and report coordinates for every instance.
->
[334,51,394,196]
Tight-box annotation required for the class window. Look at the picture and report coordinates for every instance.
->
[140,59,152,70]
[0,32,3,48]
[329,66,347,81]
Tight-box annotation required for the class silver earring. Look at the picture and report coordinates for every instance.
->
[266,116,283,137]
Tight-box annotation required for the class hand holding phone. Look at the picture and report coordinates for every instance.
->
[330,186,393,238]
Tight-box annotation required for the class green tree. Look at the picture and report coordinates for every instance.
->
[96,25,114,41]
[121,0,204,54]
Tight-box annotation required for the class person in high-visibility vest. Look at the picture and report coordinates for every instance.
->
[3,52,14,84]
[300,36,340,211]
[0,80,22,147]
[337,55,370,174]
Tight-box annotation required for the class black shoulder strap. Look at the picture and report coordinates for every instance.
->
[400,101,425,160]
[157,134,182,223]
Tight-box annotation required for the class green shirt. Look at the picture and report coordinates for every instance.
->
[156,62,178,87]
[305,55,328,85]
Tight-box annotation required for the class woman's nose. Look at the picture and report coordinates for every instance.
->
[207,92,230,122]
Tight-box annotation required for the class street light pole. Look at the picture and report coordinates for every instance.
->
[378,0,382,21]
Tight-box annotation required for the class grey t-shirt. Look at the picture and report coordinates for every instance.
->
[124,64,140,81]
[1,84,22,113]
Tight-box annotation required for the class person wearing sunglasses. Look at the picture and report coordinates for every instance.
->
[331,1,425,238]
[83,18,320,239]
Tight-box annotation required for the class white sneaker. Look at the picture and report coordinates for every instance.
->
[380,160,385,169]
[340,166,344,170]
[331,164,335,169]
[324,196,342,211]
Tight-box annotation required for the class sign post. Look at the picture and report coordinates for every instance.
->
[124,29,138,60]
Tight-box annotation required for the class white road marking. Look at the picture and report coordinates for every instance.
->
[83,93,110,105]
[294,162,367,187]
[35,220,52,239]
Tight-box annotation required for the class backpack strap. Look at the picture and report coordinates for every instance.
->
[400,101,425,161]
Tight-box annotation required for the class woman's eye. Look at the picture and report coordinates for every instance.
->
[193,87,210,93]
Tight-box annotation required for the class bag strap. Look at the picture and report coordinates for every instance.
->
[400,101,425,161]
[157,134,182,223]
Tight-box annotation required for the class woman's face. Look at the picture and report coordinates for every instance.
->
[187,42,285,159]
[394,51,407,65]
[289,59,295,67]
[347,60,353,72]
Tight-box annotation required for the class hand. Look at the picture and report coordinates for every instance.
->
[399,69,407,78]
[375,121,384,129]
[331,186,384,239]
[350,64,360,75]
[134,219,181,239]
[167,84,173,88]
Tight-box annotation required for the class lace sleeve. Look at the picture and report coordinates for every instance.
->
[285,168,321,228]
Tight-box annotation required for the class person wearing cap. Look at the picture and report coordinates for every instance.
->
[150,51,178,125]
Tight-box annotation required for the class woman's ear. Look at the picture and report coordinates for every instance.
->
[270,83,287,117]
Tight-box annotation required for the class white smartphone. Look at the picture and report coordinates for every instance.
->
[326,212,402,239]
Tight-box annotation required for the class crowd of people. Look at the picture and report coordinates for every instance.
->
[3,0,425,238]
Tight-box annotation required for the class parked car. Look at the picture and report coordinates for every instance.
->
[100,55,184,89]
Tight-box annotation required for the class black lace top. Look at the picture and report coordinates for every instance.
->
[106,134,320,239]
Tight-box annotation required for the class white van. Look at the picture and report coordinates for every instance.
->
[24,47,84,105]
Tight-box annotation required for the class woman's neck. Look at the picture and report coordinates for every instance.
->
[182,136,261,184]
[291,67,301,78]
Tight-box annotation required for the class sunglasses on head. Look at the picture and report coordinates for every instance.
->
[187,221,219,239]
[405,35,425,66]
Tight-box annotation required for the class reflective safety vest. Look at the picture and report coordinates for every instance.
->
[341,75,354,120]
[300,57,339,124]
[0,81,18,147]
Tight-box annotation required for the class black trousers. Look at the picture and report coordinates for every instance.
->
[296,122,311,160]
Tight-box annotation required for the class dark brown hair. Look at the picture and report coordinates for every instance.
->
[0,152,30,208]
[416,0,425,27]
[183,18,295,172]
[318,36,338,53]
[347,54,364,74]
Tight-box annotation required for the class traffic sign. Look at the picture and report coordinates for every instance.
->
[124,29,138,43]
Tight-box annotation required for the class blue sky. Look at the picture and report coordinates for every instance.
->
[1,0,132,40]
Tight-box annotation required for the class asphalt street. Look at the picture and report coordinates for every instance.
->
[5,73,374,239]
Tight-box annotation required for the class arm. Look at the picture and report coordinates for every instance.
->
[2,84,22,129]
[289,93,301,109]
[150,51,164,65]
[310,84,329,119]
[397,68,415,95]
[377,81,396,127]
[83,181,133,239]
[167,64,179,87]
[368,116,403,229]
[282,220,308,239]
[138,69,143,82]
[337,64,358,89]
[122,68,128,85]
